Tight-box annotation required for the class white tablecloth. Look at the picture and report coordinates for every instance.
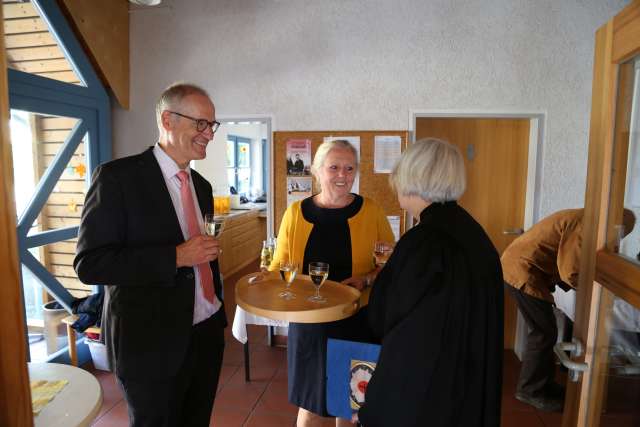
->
[231,305,288,344]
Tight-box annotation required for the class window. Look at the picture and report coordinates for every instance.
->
[6,0,111,363]
[226,135,251,196]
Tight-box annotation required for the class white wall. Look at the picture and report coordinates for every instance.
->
[113,0,630,217]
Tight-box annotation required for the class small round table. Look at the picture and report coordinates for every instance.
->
[235,271,361,323]
[29,362,102,427]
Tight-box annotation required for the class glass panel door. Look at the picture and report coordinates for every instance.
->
[588,287,640,426]
[564,3,640,426]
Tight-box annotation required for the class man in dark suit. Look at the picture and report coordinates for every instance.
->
[74,83,227,427]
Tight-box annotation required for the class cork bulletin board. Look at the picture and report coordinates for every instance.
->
[272,131,409,236]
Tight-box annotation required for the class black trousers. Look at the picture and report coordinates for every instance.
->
[117,311,225,427]
[505,283,557,396]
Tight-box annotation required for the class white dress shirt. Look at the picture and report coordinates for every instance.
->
[153,144,221,325]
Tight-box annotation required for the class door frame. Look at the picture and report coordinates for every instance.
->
[410,110,546,354]
[565,2,640,425]
[216,114,275,238]
[409,110,545,229]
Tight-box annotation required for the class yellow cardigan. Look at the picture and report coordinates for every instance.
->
[270,196,395,302]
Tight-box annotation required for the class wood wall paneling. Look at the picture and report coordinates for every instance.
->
[3,2,39,19]
[4,32,57,49]
[2,1,82,85]
[58,0,130,108]
[0,4,34,425]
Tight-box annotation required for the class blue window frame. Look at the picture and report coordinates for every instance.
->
[8,1,111,363]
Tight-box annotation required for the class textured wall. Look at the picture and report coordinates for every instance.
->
[113,0,630,217]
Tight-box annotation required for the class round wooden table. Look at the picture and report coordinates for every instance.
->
[235,271,361,323]
[29,362,102,427]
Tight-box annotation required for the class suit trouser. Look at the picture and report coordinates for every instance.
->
[117,311,225,427]
[505,283,557,396]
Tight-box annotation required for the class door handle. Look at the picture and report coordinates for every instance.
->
[554,339,588,382]
[503,228,524,235]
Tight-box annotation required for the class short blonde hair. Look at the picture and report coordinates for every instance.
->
[390,138,466,202]
[310,139,359,178]
[156,82,211,130]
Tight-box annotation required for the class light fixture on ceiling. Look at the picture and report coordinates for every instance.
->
[129,0,162,5]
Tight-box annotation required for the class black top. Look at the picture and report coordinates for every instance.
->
[301,194,363,282]
[358,201,504,427]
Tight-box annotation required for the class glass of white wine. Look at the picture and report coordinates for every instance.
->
[308,262,329,303]
[279,260,298,300]
[204,214,225,238]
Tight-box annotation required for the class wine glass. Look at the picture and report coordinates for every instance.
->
[278,260,298,300]
[308,262,329,303]
[373,242,393,266]
[204,214,225,238]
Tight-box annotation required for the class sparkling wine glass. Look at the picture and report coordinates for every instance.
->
[308,262,329,303]
[279,260,298,300]
[204,214,225,238]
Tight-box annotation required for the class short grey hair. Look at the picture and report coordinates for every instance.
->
[390,138,466,202]
[156,82,211,129]
[310,139,359,178]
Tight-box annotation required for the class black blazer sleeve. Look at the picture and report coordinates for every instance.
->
[74,164,178,287]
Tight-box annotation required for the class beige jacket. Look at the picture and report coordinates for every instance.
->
[501,209,583,302]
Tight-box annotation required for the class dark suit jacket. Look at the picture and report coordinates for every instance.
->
[359,202,503,427]
[74,147,227,380]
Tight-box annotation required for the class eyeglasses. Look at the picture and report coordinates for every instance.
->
[168,111,221,133]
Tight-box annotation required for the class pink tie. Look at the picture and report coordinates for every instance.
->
[176,170,217,305]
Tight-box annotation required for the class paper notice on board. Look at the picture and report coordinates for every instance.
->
[387,216,400,242]
[374,136,402,173]
[287,176,312,206]
[286,139,312,176]
[323,136,360,193]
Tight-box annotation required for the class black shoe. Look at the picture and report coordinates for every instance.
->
[515,392,563,412]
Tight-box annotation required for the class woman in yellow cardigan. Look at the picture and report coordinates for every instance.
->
[270,139,394,427]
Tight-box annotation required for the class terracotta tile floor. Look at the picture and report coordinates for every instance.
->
[85,261,563,426]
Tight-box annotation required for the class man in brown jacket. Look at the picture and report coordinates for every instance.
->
[502,208,635,412]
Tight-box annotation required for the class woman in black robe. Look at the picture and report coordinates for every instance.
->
[357,138,504,427]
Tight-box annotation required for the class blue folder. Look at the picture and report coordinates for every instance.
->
[326,338,381,420]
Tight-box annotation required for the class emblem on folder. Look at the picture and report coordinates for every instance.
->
[349,359,376,410]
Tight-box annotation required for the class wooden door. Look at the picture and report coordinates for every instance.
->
[415,118,531,349]
[562,2,640,426]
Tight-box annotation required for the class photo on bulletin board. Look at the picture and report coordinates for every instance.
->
[286,139,311,176]
[287,176,312,206]
[323,136,360,194]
